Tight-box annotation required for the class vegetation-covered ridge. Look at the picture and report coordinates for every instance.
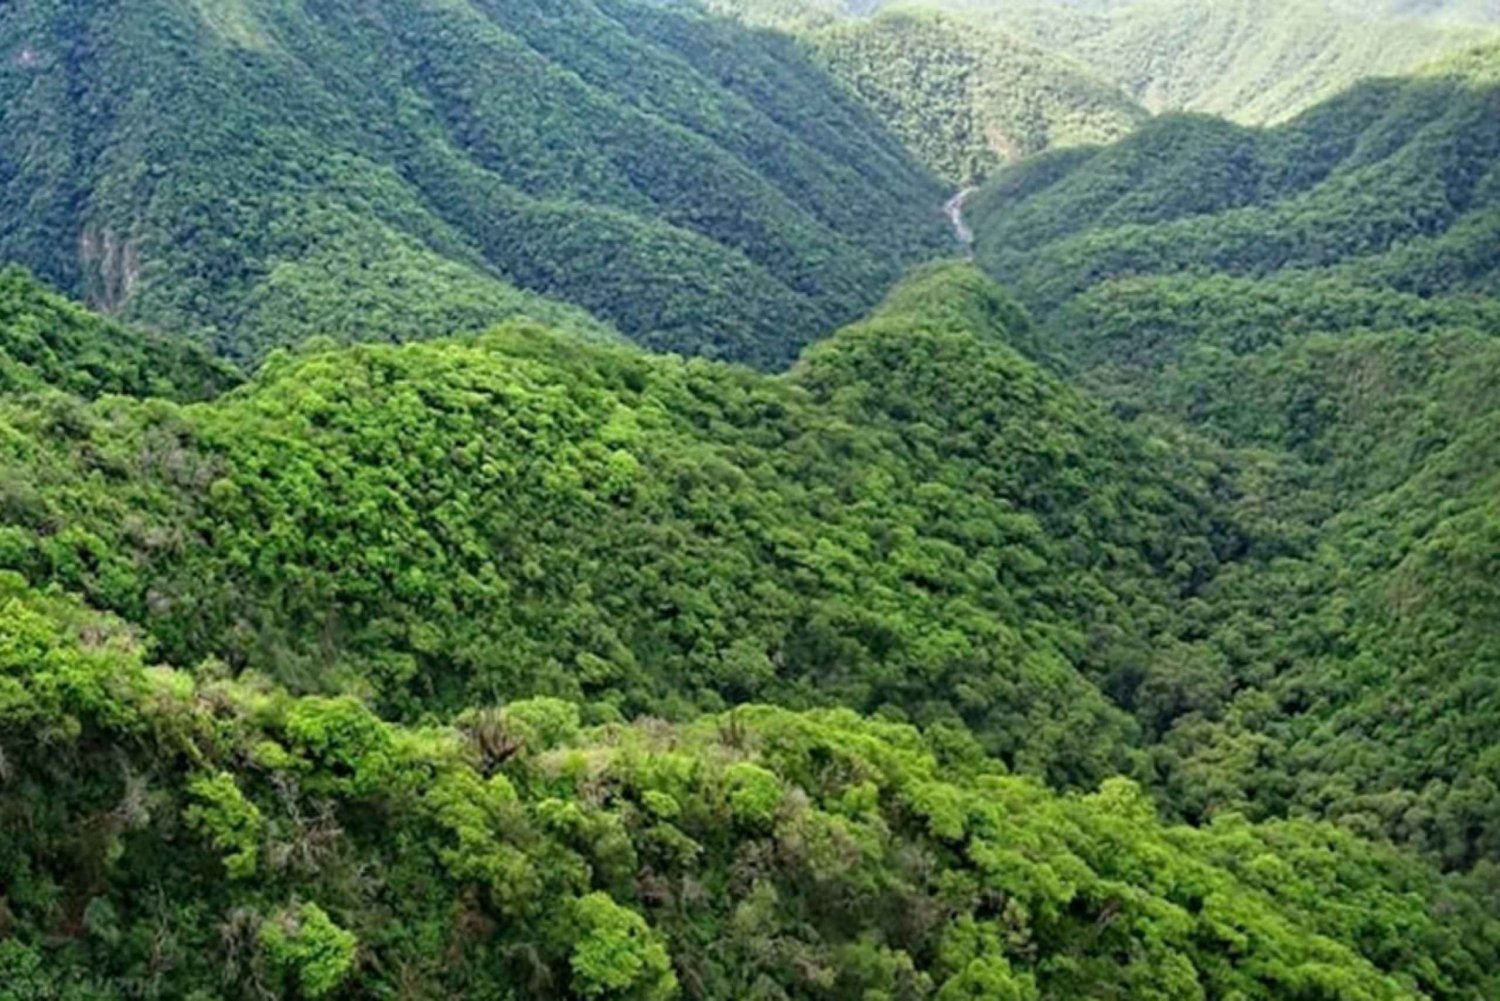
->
[0,266,237,402]
[9,254,1499,875]
[994,0,1500,125]
[700,1,1146,183]
[964,52,1500,871]
[3,14,1500,995]
[705,0,1498,130]
[4,573,1497,1000]
[967,55,1500,338]
[0,263,1234,791]
[0,0,950,367]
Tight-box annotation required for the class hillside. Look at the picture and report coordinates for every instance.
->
[1008,0,1498,124]
[964,52,1500,867]
[0,266,236,401]
[5,8,1500,998]
[1148,327,1500,869]
[1,271,1498,994]
[0,265,1234,789]
[6,574,1497,998]
[712,0,1497,129]
[3,201,1500,999]
[812,11,1145,184]
[0,0,950,367]
[968,54,1500,331]
[702,2,1146,183]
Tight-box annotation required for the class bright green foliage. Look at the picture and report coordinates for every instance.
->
[505,697,585,751]
[933,956,1036,1001]
[185,771,264,879]
[724,762,786,828]
[281,696,399,798]
[571,893,679,1000]
[0,265,1230,788]
[1,578,1495,998]
[0,0,948,367]
[258,902,358,998]
[3,36,1500,992]
[0,570,153,737]
[423,769,542,914]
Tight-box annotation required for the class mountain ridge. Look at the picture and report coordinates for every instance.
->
[4,9,1500,999]
[0,0,951,366]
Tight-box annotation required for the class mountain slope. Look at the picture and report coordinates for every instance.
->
[0,264,1232,789]
[0,0,950,367]
[0,266,236,401]
[4,574,1496,1000]
[812,10,1146,184]
[968,55,1500,328]
[713,0,1498,130]
[1153,329,1500,870]
[702,2,1146,183]
[965,55,1500,869]
[982,0,1500,124]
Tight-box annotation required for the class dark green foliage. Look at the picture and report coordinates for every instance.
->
[0,266,237,401]
[1047,271,1500,422]
[988,53,1500,290]
[970,66,1500,319]
[2,576,1495,999]
[0,0,949,367]
[1148,330,1500,870]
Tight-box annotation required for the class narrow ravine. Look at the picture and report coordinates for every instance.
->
[945,187,977,250]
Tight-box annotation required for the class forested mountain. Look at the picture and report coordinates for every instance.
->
[699,2,1146,183]
[0,266,236,401]
[717,0,1497,130]
[5,5,1500,999]
[0,265,1231,787]
[967,47,1500,385]
[4,271,1499,1000]
[964,48,1500,868]
[7,574,1497,999]
[0,0,949,367]
[992,0,1499,124]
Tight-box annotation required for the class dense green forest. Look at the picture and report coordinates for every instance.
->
[968,49,1500,328]
[712,0,1498,130]
[0,265,1231,786]
[0,0,950,367]
[988,0,1499,124]
[6,573,1497,999]
[4,267,1500,999]
[702,2,1146,183]
[963,47,1500,869]
[0,267,237,401]
[5,2,1500,997]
